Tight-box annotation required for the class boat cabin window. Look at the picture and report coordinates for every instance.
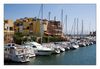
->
[12,44,15,46]
[16,55,18,57]
[8,44,11,46]
[4,48,7,51]
[32,45,37,48]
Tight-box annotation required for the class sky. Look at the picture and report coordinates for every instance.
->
[4,4,96,34]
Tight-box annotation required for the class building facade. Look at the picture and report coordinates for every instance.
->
[14,17,63,37]
[4,19,14,44]
[14,17,41,36]
[45,20,63,37]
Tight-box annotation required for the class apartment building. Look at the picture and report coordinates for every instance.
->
[45,20,63,37]
[14,17,41,36]
[14,17,63,37]
[4,19,14,44]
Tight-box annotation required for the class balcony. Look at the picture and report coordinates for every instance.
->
[54,29,62,31]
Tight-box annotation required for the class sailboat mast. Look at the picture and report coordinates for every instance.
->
[61,9,63,35]
[77,18,78,38]
[40,4,43,44]
[48,12,51,20]
[89,22,91,35]
[81,20,83,38]
[74,18,76,37]
[66,15,67,35]
[48,12,51,43]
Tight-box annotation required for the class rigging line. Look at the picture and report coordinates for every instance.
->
[37,5,41,18]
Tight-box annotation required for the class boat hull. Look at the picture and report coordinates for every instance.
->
[35,50,52,56]
[52,48,60,54]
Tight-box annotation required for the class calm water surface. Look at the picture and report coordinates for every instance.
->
[4,44,96,65]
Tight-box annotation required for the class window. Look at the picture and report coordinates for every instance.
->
[8,44,11,46]
[19,23,23,26]
[12,44,15,46]
[4,48,7,51]
[32,45,37,48]
[30,23,33,25]
[27,27,29,29]
[9,27,13,31]
[17,23,19,26]
[6,27,9,30]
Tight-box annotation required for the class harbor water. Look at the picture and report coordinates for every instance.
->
[4,44,96,65]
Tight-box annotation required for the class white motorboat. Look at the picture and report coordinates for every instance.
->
[53,48,60,54]
[89,42,94,45]
[85,41,90,46]
[78,42,86,47]
[54,43,65,52]
[22,45,36,57]
[69,42,79,49]
[60,42,70,50]
[4,43,30,62]
[24,42,53,56]
[72,44,79,49]
[43,43,61,54]
[59,46,65,52]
